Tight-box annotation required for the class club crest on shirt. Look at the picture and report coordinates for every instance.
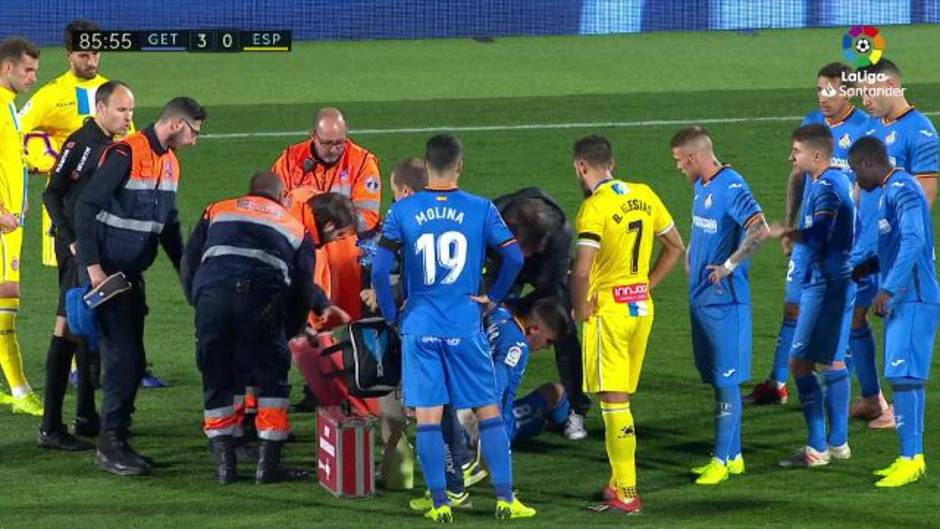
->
[839,133,852,149]
[878,218,891,234]
[885,131,897,145]
[704,194,713,209]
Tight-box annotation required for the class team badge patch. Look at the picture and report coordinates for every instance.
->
[839,133,852,149]
[365,177,380,192]
[885,131,896,145]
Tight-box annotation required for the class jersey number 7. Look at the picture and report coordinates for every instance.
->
[416,231,468,285]
[627,220,643,274]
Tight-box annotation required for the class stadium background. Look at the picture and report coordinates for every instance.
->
[1,2,940,529]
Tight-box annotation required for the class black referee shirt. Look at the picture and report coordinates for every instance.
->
[42,118,113,247]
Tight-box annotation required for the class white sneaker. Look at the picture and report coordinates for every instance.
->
[564,412,588,440]
[830,443,852,460]
[779,446,831,468]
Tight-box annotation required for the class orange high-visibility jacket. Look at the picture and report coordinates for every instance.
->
[272,138,381,233]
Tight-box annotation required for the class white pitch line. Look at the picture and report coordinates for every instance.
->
[200,111,940,140]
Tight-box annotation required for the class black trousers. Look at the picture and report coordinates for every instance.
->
[195,280,291,413]
[47,235,96,424]
[96,277,148,432]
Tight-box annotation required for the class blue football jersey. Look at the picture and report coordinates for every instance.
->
[878,169,940,304]
[689,166,763,306]
[485,306,530,437]
[380,188,515,337]
[801,168,855,283]
[865,108,939,177]
[802,106,870,175]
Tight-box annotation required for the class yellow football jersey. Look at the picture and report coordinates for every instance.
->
[18,70,136,168]
[0,85,26,216]
[575,179,674,312]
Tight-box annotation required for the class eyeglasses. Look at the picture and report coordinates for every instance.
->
[181,118,201,137]
[315,135,345,149]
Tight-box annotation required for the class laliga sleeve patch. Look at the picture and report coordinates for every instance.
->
[504,345,524,367]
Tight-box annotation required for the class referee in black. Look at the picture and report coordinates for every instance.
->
[489,188,590,439]
[38,81,134,451]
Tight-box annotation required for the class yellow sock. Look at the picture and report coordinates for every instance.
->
[601,400,637,498]
[0,308,29,394]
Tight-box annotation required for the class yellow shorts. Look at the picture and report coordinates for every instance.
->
[582,305,653,394]
[0,226,22,285]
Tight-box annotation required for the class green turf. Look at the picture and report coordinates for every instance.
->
[4,25,940,529]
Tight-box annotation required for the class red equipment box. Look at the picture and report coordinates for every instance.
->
[317,406,376,498]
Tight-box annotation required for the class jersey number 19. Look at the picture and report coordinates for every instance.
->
[416,231,468,285]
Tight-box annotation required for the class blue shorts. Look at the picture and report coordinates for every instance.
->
[784,246,810,305]
[690,303,752,387]
[883,302,940,381]
[853,274,880,308]
[402,332,497,409]
[791,280,856,365]
[509,390,550,444]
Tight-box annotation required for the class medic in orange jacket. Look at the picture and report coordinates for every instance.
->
[273,108,380,321]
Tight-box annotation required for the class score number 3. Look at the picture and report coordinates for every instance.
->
[416,231,467,285]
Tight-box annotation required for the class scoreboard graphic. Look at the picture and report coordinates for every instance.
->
[72,30,292,52]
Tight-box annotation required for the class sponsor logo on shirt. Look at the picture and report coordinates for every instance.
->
[613,283,649,303]
[693,215,717,234]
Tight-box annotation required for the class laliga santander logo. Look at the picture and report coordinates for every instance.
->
[842,25,885,68]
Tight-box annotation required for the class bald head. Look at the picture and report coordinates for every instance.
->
[314,107,347,135]
[312,107,348,163]
[249,171,284,202]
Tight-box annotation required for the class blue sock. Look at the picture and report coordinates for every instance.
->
[441,407,468,493]
[824,368,850,447]
[416,424,448,507]
[715,386,741,462]
[889,378,925,457]
[479,417,513,502]
[850,325,880,397]
[795,374,827,451]
[443,444,463,494]
[730,387,742,459]
[915,385,926,455]
[550,392,571,425]
[771,318,796,384]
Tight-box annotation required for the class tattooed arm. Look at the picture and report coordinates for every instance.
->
[707,214,770,283]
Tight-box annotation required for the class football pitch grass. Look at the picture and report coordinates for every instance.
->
[3,25,940,528]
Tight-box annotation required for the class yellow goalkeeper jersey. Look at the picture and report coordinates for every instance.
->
[0,85,26,216]
[18,70,134,170]
[575,179,674,313]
